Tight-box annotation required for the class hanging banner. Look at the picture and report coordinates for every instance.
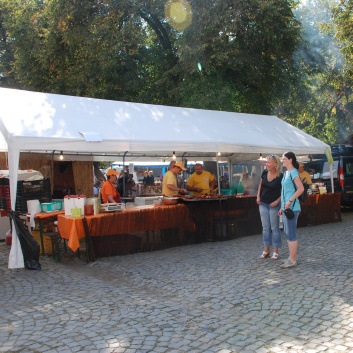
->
[325,147,333,165]
[325,147,334,193]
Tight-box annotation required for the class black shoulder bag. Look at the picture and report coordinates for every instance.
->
[290,173,308,202]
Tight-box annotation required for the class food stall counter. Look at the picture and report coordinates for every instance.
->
[57,203,193,256]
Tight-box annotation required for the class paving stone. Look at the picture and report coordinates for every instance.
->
[1,211,353,353]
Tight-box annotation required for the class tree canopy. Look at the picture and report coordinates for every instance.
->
[0,0,300,112]
[1,0,353,143]
[274,0,353,144]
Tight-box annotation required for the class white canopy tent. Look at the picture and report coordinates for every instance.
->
[0,87,330,268]
[0,132,8,152]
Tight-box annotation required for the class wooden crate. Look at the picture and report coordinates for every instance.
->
[31,230,53,255]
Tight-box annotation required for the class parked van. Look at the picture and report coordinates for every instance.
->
[304,144,353,206]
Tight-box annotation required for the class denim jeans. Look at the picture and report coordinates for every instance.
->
[283,210,300,241]
[259,202,282,248]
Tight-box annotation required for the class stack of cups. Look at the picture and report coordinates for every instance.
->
[27,200,42,228]
[319,186,327,194]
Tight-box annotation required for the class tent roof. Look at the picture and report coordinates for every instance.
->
[0,87,329,161]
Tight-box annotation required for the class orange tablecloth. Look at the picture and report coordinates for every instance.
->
[34,210,65,220]
[57,204,192,252]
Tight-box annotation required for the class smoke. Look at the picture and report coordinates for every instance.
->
[293,1,344,71]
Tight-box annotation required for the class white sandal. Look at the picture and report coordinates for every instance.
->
[259,251,270,259]
[271,252,279,260]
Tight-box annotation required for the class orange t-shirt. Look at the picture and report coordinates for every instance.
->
[101,180,121,203]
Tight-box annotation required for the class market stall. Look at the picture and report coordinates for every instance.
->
[56,196,261,259]
[29,191,342,261]
[57,203,194,258]
[178,196,262,243]
[0,87,330,268]
[298,192,342,227]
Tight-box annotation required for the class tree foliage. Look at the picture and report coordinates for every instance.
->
[0,0,301,115]
[274,0,353,144]
[4,0,353,144]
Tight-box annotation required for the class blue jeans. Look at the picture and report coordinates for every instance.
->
[259,202,282,248]
[283,210,300,241]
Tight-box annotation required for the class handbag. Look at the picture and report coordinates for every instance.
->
[284,208,294,219]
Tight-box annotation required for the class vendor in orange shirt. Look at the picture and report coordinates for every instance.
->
[101,169,121,203]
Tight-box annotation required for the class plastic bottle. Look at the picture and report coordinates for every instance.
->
[279,215,283,229]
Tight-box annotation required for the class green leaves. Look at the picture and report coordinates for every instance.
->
[274,0,353,144]
[4,0,351,145]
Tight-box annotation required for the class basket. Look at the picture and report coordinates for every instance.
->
[40,202,61,212]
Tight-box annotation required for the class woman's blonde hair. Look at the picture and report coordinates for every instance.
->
[266,155,282,177]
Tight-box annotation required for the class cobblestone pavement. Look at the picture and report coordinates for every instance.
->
[1,212,353,353]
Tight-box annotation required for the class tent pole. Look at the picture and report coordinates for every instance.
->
[330,164,334,193]
[7,144,24,269]
[51,151,55,198]
[182,152,187,189]
[122,152,128,196]
[216,153,221,196]
[228,159,232,188]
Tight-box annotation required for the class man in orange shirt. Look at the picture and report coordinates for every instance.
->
[101,169,121,203]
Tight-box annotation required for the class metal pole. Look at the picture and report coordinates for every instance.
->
[122,151,128,196]
[216,153,221,195]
